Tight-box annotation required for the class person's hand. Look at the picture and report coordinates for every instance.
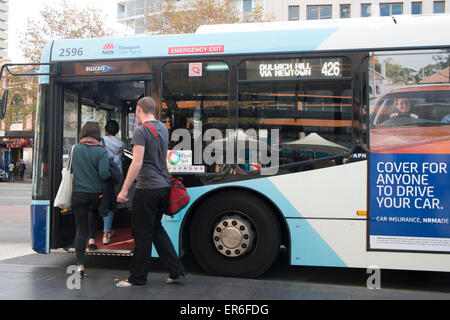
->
[390,113,399,119]
[117,189,129,203]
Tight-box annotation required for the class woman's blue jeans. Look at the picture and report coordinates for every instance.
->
[103,210,114,233]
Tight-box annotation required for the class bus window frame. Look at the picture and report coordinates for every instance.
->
[32,83,52,201]
[235,53,358,174]
[360,54,371,152]
[159,58,234,177]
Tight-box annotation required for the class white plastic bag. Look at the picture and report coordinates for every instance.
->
[54,146,74,210]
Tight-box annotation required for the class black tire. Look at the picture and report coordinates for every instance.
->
[189,190,281,278]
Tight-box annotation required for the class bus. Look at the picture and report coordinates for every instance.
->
[1,14,449,278]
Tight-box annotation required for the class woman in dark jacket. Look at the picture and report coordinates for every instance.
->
[101,120,124,245]
[71,122,111,278]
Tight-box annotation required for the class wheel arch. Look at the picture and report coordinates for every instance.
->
[178,184,291,259]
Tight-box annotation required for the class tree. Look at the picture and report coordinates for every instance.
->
[432,50,450,70]
[19,0,114,63]
[415,50,450,83]
[144,0,274,35]
[384,58,411,85]
[2,1,114,130]
[1,67,38,129]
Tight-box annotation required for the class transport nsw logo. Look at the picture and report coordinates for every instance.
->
[102,42,142,55]
[102,43,115,55]
[168,45,224,55]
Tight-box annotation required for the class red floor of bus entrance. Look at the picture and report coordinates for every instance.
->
[85,228,134,254]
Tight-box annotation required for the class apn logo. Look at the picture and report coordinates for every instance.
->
[102,43,115,55]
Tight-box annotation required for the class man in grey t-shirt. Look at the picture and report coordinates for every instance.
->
[131,120,170,189]
[116,96,186,288]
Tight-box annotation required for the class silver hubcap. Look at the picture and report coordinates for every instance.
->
[213,215,254,258]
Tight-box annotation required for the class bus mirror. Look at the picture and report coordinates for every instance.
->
[0,89,8,120]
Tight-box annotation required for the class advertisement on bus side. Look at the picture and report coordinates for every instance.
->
[369,85,450,253]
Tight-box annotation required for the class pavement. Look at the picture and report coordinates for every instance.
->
[1,253,450,300]
[0,181,449,301]
[0,183,34,260]
[0,217,34,261]
[0,179,32,208]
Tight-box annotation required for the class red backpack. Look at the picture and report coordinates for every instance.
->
[143,122,190,216]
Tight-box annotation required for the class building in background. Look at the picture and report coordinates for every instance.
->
[266,0,448,21]
[117,0,150,35]
[117,0,264,35]
[0,0,8,59]
[117,0,449,29]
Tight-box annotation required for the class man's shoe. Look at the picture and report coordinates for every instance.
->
[116,279,147,288]
[166,273,189,284]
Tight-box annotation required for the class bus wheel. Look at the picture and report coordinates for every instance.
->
[189,191,281,278]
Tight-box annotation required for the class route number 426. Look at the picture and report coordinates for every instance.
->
[321,61,341,77]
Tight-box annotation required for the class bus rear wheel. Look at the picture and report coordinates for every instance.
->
[189,191,281,278]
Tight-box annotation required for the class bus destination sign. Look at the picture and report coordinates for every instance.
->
[239,57,351,80]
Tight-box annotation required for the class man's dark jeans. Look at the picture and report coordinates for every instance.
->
[128,188,185,286]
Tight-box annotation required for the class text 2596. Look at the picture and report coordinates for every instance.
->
[59,48,84,57]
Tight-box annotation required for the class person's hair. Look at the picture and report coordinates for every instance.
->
[105,120,120,136]
[80,121,101,141]
[394,98,411,107]
[137,96,157,116]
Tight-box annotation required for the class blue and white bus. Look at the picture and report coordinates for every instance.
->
[2,14,450,278]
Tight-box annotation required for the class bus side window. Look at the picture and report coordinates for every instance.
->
[237,79,353,171]
[161,61,231,174]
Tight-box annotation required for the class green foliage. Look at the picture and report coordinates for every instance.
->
[4,0,113,128]
[19,0,113,63]
[2,70,37,129]
[384,58,411,85]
